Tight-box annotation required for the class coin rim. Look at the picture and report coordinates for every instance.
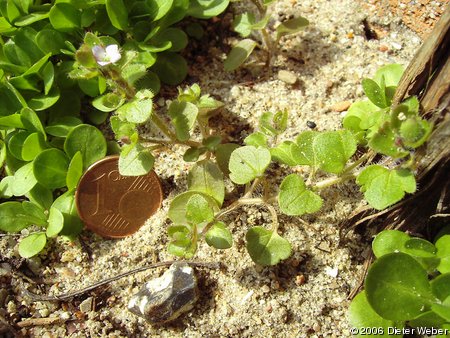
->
[75,155,163,239]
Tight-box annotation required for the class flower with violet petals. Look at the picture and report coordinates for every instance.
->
[92,44,121,66]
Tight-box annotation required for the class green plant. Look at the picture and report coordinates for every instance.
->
[348,229,450,337]
[0,0,230,257]
[224,0,309,71]
[109,64,431,265]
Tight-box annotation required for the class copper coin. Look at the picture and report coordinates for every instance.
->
[75,156,163,238]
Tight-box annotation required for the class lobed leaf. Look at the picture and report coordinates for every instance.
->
[357,165,416,210]
[205,222,233,249]
[278,174,322,216]
[186,194,214,224]
[246,226,291,266]
[168,100,198,141]
[187,160,224,206]
[118,143,154,176]
[229,146,271,184]
[168,191,219,225]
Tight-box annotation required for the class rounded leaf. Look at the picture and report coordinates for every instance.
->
[18,233,47,258]
[46,207,64,238]
[365,252,435,321]
[372,230,410,258]
[64,124,107,169]
[278,174,322,216]
[33,148,69,189]
[152,52,187,85]
[49,3,81,32]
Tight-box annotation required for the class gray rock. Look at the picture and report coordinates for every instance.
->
[128,262,199,324]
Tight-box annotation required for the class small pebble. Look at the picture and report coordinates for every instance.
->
[261,285,270,293]
[79,297,94,313]
[278,70,298,85]
[391,42,403,50]
[306,120,317,129]
[325,267,339,278]
[295,274,306,286]
[331,100,352,112]
[379,44,389,52]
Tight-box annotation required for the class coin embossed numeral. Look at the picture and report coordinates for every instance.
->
[91,172,113,216]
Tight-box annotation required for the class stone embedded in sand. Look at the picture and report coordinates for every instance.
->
[278,70,298,84]
[128,262,199,324]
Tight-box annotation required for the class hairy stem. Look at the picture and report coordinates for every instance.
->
[313,172,358,190]
[139,136,201,148]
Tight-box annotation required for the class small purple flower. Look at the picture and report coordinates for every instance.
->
[92,44,121,66]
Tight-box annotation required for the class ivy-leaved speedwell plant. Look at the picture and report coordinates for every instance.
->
[108,64,432,266]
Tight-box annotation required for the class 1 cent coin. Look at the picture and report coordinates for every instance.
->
[75,156,163,238]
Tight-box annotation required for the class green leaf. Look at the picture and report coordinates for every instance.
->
[409,311,447,329]
[168,100,198,141]
[152,52,187,85]
[118,143,154,176]
[187,0,229,19]
[215,143,239,176]
[365,252,435,321]
[35,29,67,55]
[42,62,54,95]
[66,151,83,191]
[151,28,188,52]
[229,146,271,184]
[368,123,409,158]
[0,201,43,232]
[49,3,81,32]
[33,148,69,189]
[295,130,356,173]
[167,225,196,258]
[52,190,83,237]
[45,116,82,137]
[436,235,450,274]
[168,191,219,225]
[348,292,403,338]
[205,222,232,249]
[270,141,302,166]
[106,0,129,30]
[278,174,322,216]
[22,132,47,161]
[20,107,45,136]
[276,16,309,40]
[22,201,47,225]
[12,162,37,196]
[186,194,214,224]
[188,160,224,206]
[362,78,388,108]
[0,114,25,129]
[357,165,416,210]
[46,207,64,238]
[373,64,404,88]
[372,230,410,258]
[116,98,153,124]
[246,226,292,265]
[28,87,60,111]
[244,132,268,148]
[431,273,450,302]
[64,124,107,169]
[233,12,260,37]
[202,136,222,151]
[26,184,53,211]
[93,93,125,113]
[18,233,47,258]
[224,39,257,71]
[8,130,31,161]
[343,100,384,142]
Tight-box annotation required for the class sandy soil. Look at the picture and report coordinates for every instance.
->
[1,0,428,337]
